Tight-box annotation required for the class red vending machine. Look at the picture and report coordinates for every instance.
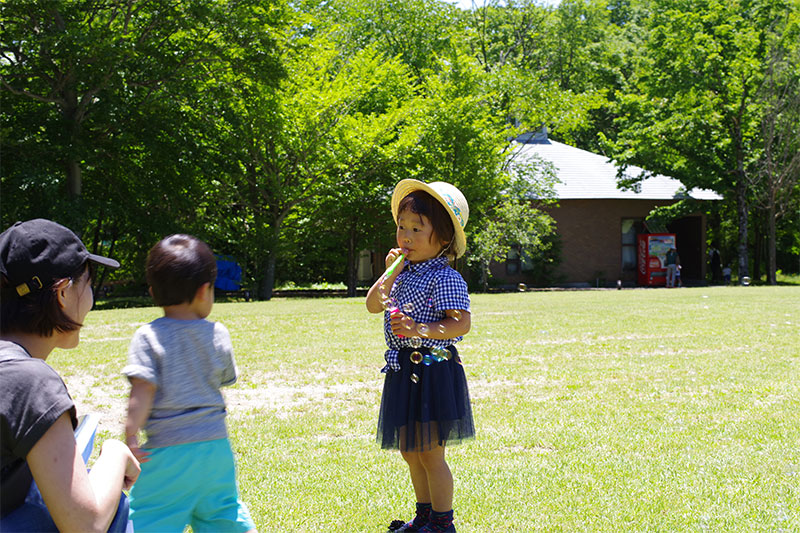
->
[637,233,676,286]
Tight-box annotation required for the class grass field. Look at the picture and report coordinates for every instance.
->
[51,286,800,532]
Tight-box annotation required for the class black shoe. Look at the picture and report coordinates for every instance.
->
[418,522,456,532]
[388,519,427,532]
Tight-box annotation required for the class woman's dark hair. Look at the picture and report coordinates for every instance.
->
[397,191,456,257]
[147,234,217,306]
[0,263,89,336]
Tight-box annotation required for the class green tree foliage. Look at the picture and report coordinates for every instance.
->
[467,156,559,290]
[746,19,800,284]
[206,19,418,299]
[1,0,286,288]
[4,0,798,294]
[606,0,799,282]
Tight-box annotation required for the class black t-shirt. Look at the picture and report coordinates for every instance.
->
[0,340,77,517]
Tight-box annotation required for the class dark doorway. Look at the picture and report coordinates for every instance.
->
[668,216,703,282]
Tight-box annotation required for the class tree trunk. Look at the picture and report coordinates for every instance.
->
[752,216,762,282]
[346,226,357,298]
[66,157,82,197]
[736,178,749,283]
[767,202,777,285]
[259,253,276,300]
[480,260,489,292]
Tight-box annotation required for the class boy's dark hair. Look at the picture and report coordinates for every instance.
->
[147,235,217,307]
[0,263,89,336]
[398,190,456,257]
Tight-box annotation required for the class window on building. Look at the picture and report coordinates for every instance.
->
[621,218,645,271]
[506,247,520,275]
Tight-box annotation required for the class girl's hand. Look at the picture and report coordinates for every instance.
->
[384,247,408,274]
[389,309,415,336]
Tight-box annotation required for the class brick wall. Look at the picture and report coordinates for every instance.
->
[551,199,678,284]
[489,198,702,286]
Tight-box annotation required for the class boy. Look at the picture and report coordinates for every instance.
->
[123,234,255,532]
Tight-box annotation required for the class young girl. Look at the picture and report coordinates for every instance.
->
[366,180,475,533]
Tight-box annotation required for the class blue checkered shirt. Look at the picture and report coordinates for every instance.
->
[382,256,470,372]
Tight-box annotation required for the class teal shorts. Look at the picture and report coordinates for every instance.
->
[129,438,255,532]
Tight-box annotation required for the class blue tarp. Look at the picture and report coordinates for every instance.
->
[215,256,242,291]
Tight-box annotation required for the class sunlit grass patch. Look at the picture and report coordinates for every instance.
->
[52,286,800,531]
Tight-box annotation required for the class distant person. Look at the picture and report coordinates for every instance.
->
[709,246,722,283]
[1,219,139,532]
[367,180,474,533]
[123,234,256,533]
[665,247,680,288]
[722,265,732,284]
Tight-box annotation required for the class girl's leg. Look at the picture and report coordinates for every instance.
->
[400,449,431,503]
[418,444,452,512]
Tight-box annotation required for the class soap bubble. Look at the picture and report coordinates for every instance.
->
[742,276,751,286]
[402,302,414,313]
[437,324,447,335]
[422,354,433,366]
[517,283,527,292]
[417,323,430,337]
[451,310,462,322]
[410,336,422,349]
[410,351,423,364]
[410,373,420,384]
[435,347,452,361]
[427,298,434,308]
[382,299,393,310]
[401,315,413,330]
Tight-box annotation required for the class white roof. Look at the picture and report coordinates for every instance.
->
[511,136,722,201]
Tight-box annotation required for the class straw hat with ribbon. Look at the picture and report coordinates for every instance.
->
[391,179,469,258]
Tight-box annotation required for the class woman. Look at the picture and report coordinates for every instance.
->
[0,219,140,532]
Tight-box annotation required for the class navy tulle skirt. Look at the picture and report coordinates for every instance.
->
[377,346,475,452]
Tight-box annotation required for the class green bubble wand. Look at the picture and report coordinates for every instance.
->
[382,253,406,336]
[384,253,405,278]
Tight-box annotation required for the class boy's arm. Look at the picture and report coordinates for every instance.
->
[125,378,156,462]
[217,323,238,387]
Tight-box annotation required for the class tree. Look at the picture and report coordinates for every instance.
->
[1,0,286,291]
[1,1,282,200]
[607,0,798,283]
[321,0,462,78]
[209,26,416,299]
[748,31,800,284]
[467,156,559,291]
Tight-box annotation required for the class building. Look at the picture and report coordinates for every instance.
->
[493,131,721,287]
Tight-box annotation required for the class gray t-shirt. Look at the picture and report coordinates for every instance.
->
[122,317,237,448]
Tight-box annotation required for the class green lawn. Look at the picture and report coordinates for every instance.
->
[52,286,800,532]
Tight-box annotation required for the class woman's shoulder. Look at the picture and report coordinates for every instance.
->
[0,342,60,380]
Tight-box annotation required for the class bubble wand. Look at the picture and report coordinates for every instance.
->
[384,253,405,278]
[381,253,406,336]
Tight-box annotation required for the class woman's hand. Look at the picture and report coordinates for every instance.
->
[28,412,140,532]
[101,439,142,490]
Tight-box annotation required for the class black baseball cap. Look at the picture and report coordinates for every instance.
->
[0,219,120,298]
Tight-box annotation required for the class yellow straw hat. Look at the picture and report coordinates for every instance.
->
[391,179,469,258]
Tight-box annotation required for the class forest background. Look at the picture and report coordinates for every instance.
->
[2,0,799,300]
